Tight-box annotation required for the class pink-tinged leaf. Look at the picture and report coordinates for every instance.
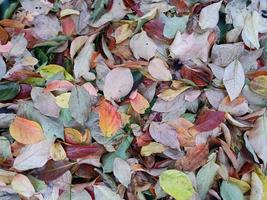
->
[33,160,74,182]
[0,42,12,53]
[44,80,74,93]
[11,174,35,198]
[193,110,225,132]
[62,17,75,36]
[130,91,149,114]
[98,100,122,137]
[149,122,180,150]
[82,82,98,96]
[64,143,105,160]
[64,128,83,145]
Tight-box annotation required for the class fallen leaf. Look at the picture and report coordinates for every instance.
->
[98,101,121,137]
[130,30,157,60]
[69,86,92,125]
[242,11,260,49]
[50,142,66,161]
[43,80,74,93]
[13,139,53,171]
[141,142,166,156]
[103,67,133,100]
[175,144,209,171]
[196,153,219,199]
[149,122,180,150]
[33,160,74,182]
[220,181,244,200]
[31,87,60,118]
[199,1,222,29]
[11,174,35,198]
[169,31,212,62]
[113,158,132,187]
[33,15,60,40]
[250,75,267,98]
[163,16,189,39]
[129,91,149,114]
[73,35,96,79]
[223,60,245,101]
[147,58,172,81]
[94,185,122,200]
[9,116,44,145]
[159,170,194,200]
[218,96,249,116]
[64,128,83,145]
[211,42,244,67]
[193,110,225,132]
[0,82,20,101]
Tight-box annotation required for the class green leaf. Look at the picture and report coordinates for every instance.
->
[37,64,74,82]
[220,181,244,200]
[90,0,108,23]
[102,135,133,173]
[22,77,46,87]
[33,48,48,67]
[0,82,20,101]
[196,153,219,199]
[0,136,12,159]
[69,86,93,125]
[159,170,195,200]
[28,176,47,192]
[163,16,189,39]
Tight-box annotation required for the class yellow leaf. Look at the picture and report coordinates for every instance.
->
[64,128,83,144]
[141,142,166,156]
[114,24,133,44]
[60,9,80,18]
[250,75,267,98]
[38,64,74,81]
[98,101,121,137]
[158,86,191,101]
[9,117,45,144]
[55,92,71,108]
[130,91,150,114]
[229,177,250,193]
[50,142,66,161]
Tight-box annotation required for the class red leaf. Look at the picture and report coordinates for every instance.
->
[143,20,172,44]
[123,0,143,16]
[62,17,75,36]
[15,84,32,100]
[64,143,105,160]
[180,65,213,87]
[33,160,74,182]
[194,110,225,132]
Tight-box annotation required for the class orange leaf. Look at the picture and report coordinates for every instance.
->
[98,101,121,137]
[0,26,9,44]
[9,117,44,144]
[0,19,25,29]
[130,91,150,114]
